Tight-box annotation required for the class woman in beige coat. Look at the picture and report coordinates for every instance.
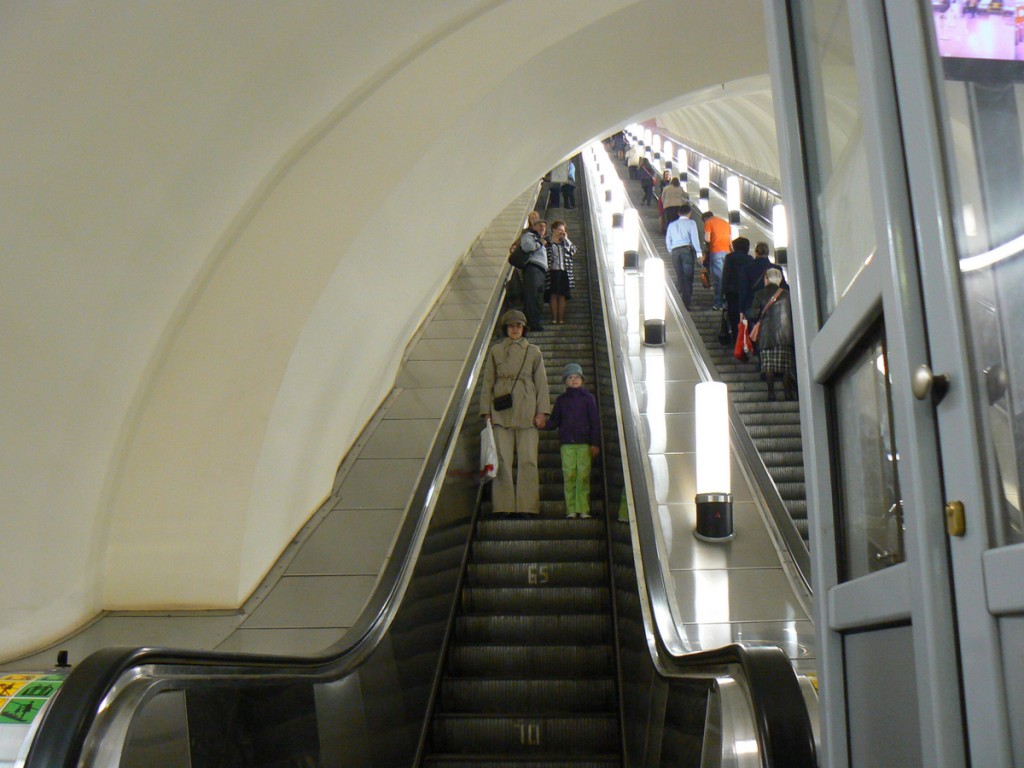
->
[481,309,551,515]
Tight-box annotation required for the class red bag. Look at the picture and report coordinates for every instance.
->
[734,317,753,361]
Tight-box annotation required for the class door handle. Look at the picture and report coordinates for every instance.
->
[911,364,950,403]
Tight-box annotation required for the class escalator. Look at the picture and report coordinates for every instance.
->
[612,159,810,548]
[20,176,816,768]
[421,201,622,764]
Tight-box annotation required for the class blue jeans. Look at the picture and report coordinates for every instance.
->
[671,246,696,309]
[709,252,726,307]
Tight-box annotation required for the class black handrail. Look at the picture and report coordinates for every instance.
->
[25,187,542,768]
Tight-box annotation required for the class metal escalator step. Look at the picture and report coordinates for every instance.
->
[758,450,805,467]
[446,644,614,677]
[471,540,604,564]
[467,561,608,587]
[762,465,805,483]
[461,586,609,614]
[424,754,620,767]
[752,436,804,452]
[454,614,612,645]
[741,411,804,426]
[476,518,605,541]
[734,400,800,414]
[786,499,808,519]
[439,678,617,714]
[746,423,803,439]
[775,481,806,500]
[430,713,619,755]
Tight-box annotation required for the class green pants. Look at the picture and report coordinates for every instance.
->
[561,444,592,517]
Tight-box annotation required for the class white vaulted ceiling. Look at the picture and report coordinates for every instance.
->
[0,0,774,659]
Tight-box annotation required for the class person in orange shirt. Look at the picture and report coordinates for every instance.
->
[702,211,731,310]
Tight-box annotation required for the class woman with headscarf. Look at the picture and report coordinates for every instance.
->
[747,268,797,401]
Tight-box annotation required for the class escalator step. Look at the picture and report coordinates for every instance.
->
[472,540,604,563]
[746,423,803,439]
[462,587,609,614]
[467,562,608,587]
[776,481,806,500]
[446,645,614,677]
[424,756,620,767]
[430,713,619,755]
[476,518,606,541]
[439,678,617,713]
[752,437,804,452]
[759,450,805,467]
[454,614,612,644]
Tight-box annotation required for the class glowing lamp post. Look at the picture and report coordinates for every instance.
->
[643,256,666,345]
[663,141,674,172]
[698,159,711,212]
[773,204,788,265]
[623,208,640,270]
[652,134,662,161]
[726,175,741,226]
[694,381,734,541]
[678,148,689,184]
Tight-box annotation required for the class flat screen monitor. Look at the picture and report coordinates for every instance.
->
[932,1,1024,80]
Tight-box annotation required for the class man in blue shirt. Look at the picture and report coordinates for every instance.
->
[665,206,703,310]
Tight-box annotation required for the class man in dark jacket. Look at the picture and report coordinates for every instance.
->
[721,237,753,345]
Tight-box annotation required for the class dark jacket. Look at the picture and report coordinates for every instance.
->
[749,286,794,349]
[739,257,773,315]
[721,248,753,306]
[546,386,600,446]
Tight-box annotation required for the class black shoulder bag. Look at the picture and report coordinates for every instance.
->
[492,349,528,411]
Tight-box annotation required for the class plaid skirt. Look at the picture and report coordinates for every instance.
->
[759,345,795,374]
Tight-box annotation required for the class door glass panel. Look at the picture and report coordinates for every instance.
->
[832,328,904,580]
[794,0,879,317]
[926,9,1024,546]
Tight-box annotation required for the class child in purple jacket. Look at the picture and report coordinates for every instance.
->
[546,363,601,518]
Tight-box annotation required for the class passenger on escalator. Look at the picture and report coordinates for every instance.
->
[627,143,641,179]
[721,237,753,345]
[481,310,551,515]
[544,363,600,519]
[701,210,731,311]
[519,219,549,332]
[638,158,658,206]
[544,220,576,325]
[738,241,782,318]
[746,268,797,401]
[665,206,703,310]
[660,177,686,234]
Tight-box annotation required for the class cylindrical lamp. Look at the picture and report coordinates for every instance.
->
[726,175,741,226]
[623,208,640,270]
[652,134,662,160]
[663,141,674,171]
[643,256,667,345]
[694,381,734,541]
[644,128,653,149]
[678,148,689,183]
[698,159,711,204]
[772,204,788,265]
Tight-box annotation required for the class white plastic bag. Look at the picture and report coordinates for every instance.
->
[480,421,498,482]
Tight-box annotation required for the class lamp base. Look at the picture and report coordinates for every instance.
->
[694,493,734,542]
[624,249,638,270]
[643,320,666,346]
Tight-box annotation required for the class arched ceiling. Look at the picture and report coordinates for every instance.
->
[1,0,773,659]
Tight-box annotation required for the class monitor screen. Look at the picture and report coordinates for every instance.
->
[932,1,1024,79]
